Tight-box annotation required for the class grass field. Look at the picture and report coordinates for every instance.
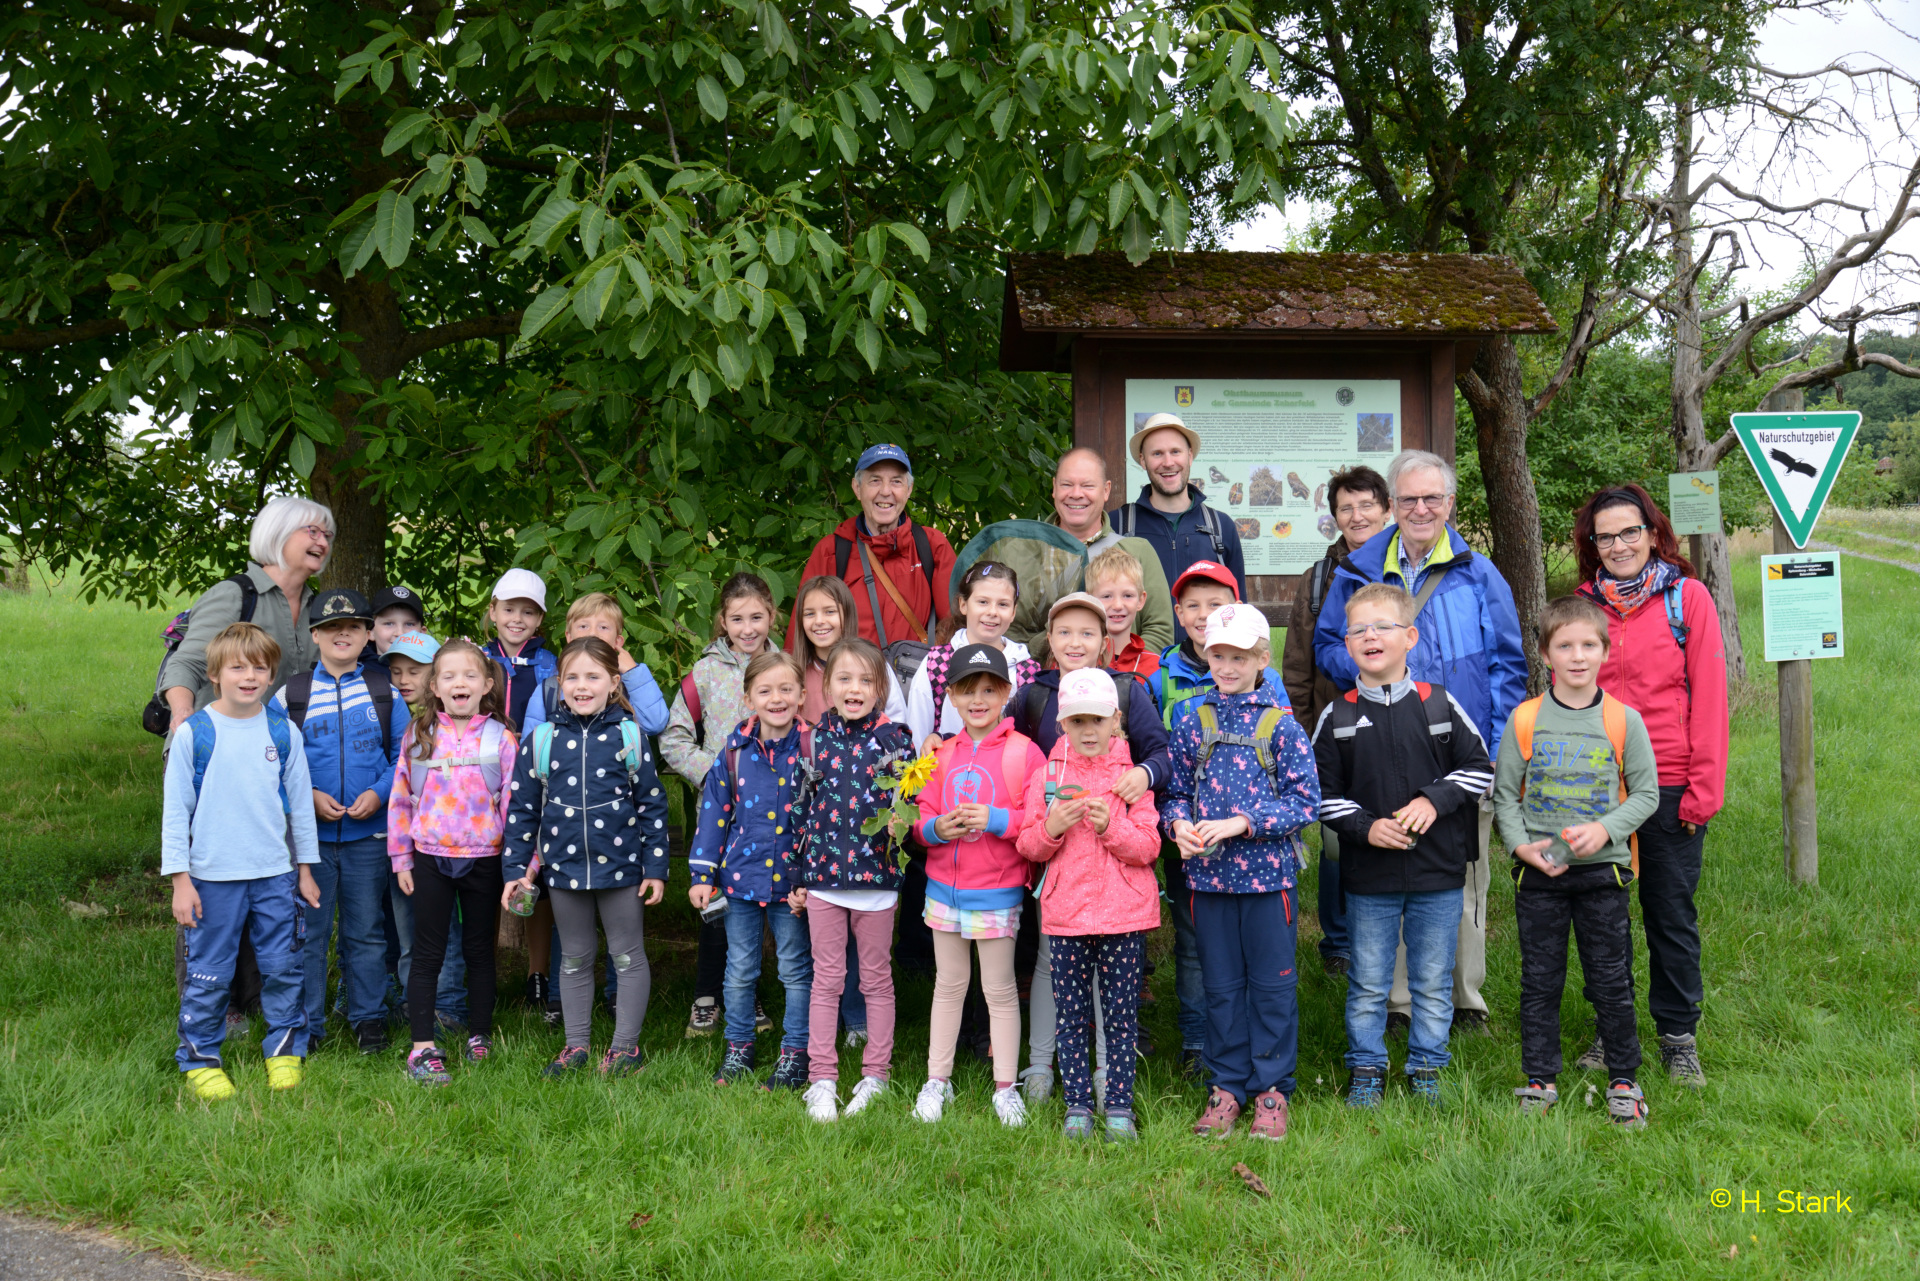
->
[1,535,1917,1280]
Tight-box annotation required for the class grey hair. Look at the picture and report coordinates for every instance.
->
[249,495,336,568]
[1386,450,1457,498]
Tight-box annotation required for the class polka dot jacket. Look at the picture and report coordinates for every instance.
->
[503,703,671,891]
[688,717,814,903]
[797,708,916,893]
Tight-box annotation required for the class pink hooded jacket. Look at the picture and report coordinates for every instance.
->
[388,713,518,871]
[1014,734,1161,936]
[915,717,1046,911]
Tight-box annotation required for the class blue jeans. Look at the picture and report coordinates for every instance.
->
[177,872,308,1069]
[1317,829,1348,960]
[1346,888,1460,1073]
[392,874,468,1023]
[1165,851,1206,1051]
[303,837,391,1029]
[1192,887,1299,1103]
[722,898,812,1049]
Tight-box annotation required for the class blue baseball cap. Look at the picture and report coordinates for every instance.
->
[854,443,912,475]
[382,630,441,667]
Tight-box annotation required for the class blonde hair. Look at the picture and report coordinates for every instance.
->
[1346,582,1418,626]
[566,591,624,632]
[1085,545,1144,593]
[205,622,281,685]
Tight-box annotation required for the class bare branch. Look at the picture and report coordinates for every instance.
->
[398,311,525,363]
[81,1,301,73]
[0,316,129,351]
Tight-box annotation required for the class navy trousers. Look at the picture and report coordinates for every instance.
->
[1191,887,1299,1103]
[176,871,309,1070]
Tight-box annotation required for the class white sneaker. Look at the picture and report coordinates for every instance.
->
[843,1028,869,1049]
[802,1080,839,1123]
[843,1075,888,1117]
[1019,1064,1054,1106]
[992,1084,1028,1128]
[912,1078,953,1123]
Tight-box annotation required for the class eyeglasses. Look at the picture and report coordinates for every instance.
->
[1590,524,1647,550]
[298,524,333,543]
[1344,621,1412,639]
[1394,494,1449,512]
[1334,501,1383,518]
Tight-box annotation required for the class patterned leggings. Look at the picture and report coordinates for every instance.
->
[1050,932,1145,1114]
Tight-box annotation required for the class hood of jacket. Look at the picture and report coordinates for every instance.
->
[504,703,671,889]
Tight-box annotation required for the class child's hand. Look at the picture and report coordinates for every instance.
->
[616,645,637,674]
[1394,796,1438,835]
[1085,798,1112,834]
[1111,767,1152,804]
[639,878,665,905]
[396,869,414,897]
[788,887,808,913]
[920,734,943,756]
[1562,822,1611,858]
[689,884,715,910]
[170,873,202,928]
[502,875,536,912]
[312,789,347,821]
[297,865,322,908]
[950,802,991,835]
[346,789,382,820]
[1171,821,1208,859]
[1513,838,1568,876]
[1190,816,1251,848]
[1044,795,1091,839]
[1368,817,1415,850]
[934,810,971,842]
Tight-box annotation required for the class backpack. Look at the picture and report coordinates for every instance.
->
[1193,701,1290,793]
[679,672,706,749]
[1018,672,1134,740]
[926,645,1041,722]
[837,523,937,684]
[1510,693,1640,875]
[1116,501,1227,560]
[183,705,294,846]
[410,718,509,794]
[1155,662,1215,731]
[142,573,257,736]
[529,717,646,815]
[948,519,1090,649]
[281,663,397,748]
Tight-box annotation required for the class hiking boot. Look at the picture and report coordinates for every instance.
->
[1176,1047,1206,1081]
[356,1020,390,1055]
[463,1034,491,1064]
[600,1046,646,1078]
[714,1042,756,1086]
[843,1027,869,1050]
[407,1046,452,1086]
[1573,1036,1607,1072]
[1192,1089,1241,1137]
[764,1047,810,1091]
[1385,1012,1411,1037]
[542,1045,590,1079]
[1659,1033,1705,1088]
[1063,1107,1096,1141]
[525,972,550,1009]
[754,1000,773,1034]
[1103,1111,1140,1143]
[992,1084,1029,1128]
[912,1078,954,1123]
[1607,1079,1650,1129]
[803,1079,840,1123]
[1322,953,1350,978]
[843,1075,888,1116]
[184,1067,235,1102]
[265,1056,303,1091]
[1410,1067,1443,1107]
[685,997,719,1037]
[1345,1067,1385,1109]
[1019,1064,1054,1106]
[1451,1009,1491,1037]
[1247,1089,1290,1141]
[1514,1078,1558,1115]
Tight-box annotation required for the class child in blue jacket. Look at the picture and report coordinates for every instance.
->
[1163,604,1320,1143]
[689,651,817,1092]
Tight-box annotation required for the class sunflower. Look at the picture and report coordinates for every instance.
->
[897,753,938,798]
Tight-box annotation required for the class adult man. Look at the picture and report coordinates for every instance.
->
[1311,450,1527,1032]
[1113,413,1246,637]
[1047,447,1174,653]
[1282,464,1391,978]
[785,443,957,652]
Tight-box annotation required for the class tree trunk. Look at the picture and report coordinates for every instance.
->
[310,277,406,595]
[1460,333,1548,691]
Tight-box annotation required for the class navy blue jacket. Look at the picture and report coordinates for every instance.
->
[485,636,558,732]
[1009,668,1173,791]
[504,703,670,890]
[688,718,812,902]
[273,661,407,844]
[798,709,916,892]
[1116,484,1247,625]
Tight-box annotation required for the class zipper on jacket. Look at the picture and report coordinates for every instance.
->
[334,672,346,843]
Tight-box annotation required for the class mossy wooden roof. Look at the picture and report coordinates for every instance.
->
[1006,252,1556,338]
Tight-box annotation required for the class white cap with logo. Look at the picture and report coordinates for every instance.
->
[1057,668,1120,721]
[490,567,548,612]
[1203,602,1268,653]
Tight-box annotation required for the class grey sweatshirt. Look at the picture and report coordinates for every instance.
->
[1491,690,1659,869]
[162,708,321,880]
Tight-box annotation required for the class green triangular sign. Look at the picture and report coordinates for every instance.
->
[1729,411,1862,549]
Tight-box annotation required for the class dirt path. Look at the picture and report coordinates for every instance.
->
[0,1215,252,1281]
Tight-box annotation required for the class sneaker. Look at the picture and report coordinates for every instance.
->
[714,1041,756,1085]
[265,1055,303,1091]
[843,1075,888,1117]
[1410,1066,1443,1107]
[600,1046,646,1078]
[1176,1047,1206,1081]
[912,1078,954,1123]
[843,1027,869,1050]
[542,1045,590,1078]
[1607,1080,1650,1128]
[306,1034,326,1057]
[1451,1008,1491,1037]
[1247,1089,1290,1141]
[407,1046,452,1086]
[803,1079,840,1122]
[1573,1036,1608,1072]
[1385,1011,1411,1037]
[434,1012,465,1037]
[542,1002,562,1028]
[356,1020,390,1055]
[525,972,550,1009]
[1345,1067,1385,1109]
[1659,1033,1705,1088]
[754,1000,773,1033]
[1322,952,1350,977]
[685,997,719,1038]
[464,1034,491,1063]
[1192,1088,1241,1137]
[1103,1111,1140,1143]
[1091,1066,1108,1113]
[764,1047,810,1091]
[184,1067,236,1102]
[1514,1078,1558,1114]
[992,1084,1028,1128]
[1063,1107,1096,1141]
[1019,1064,1054,1106]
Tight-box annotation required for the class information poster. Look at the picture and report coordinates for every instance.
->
[1667,470,1721,536]
[1761,552,1844,661]
[1124,378,1402,577]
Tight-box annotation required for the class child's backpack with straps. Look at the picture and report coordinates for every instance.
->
[281,663,398,747]
[528,718,646,813]
[411,718,510,794]
[1193,701,1290,793]
[183,706,294,857]
[1509,693,1640,874]
[723,723,822,810]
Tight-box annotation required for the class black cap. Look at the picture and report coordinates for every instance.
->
[369,584,425,623]
[308,587,374,626]
[947,642,1011,685]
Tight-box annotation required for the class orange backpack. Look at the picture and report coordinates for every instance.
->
[1510,693,1639,875]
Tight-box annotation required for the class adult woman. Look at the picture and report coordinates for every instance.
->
[161,495,335,729]
[1571,484,1727,1087]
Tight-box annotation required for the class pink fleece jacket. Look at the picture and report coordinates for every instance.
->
[1014,735,1161,936]
[387,713,518,872]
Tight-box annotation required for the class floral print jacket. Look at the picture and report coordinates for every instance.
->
[387,714,518,872]
[797,708,916,892]
[1161,684,1321,894]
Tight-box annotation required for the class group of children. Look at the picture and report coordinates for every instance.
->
[167,519,1665,1136]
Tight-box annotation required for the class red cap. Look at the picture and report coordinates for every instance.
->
[1171,560,1240,602]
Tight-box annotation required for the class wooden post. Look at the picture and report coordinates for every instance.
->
[1688,533,1704,573]
[1764,388,1818,886]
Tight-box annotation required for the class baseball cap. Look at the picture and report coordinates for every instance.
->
[1203,602,1269,653]
[382,630,441,667]
[1128,412,1201,463]
[308,587,373,626]
[369,584,426,623]
[947,642,1011,687]
[490,567,547,612]
[854,443,912,475]
[1046,591,1109,629]
[1171,560,1240,602]
[1057,668,1119,721]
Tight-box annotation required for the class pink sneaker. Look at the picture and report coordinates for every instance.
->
[1192,1088,1241,1137]
[1247,1089,1290,1141]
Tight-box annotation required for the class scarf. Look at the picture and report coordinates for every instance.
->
[1592,556,1681,618]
